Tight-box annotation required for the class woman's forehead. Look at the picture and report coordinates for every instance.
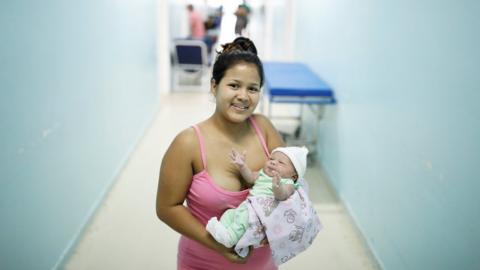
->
[223,62,260,82]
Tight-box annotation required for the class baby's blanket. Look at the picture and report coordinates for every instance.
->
[235,186,322,266]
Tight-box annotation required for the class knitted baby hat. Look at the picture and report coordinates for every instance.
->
[271,146,309,179]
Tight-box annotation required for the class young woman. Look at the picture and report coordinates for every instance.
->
[156,37,284,270]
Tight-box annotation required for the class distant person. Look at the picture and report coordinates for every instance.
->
[204,10,223,54]
[187,4,205,39]
[234,4,250,36]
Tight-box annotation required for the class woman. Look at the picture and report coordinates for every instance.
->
[156,37,284,269]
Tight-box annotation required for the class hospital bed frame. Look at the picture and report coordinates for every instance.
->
[262,62,336,156]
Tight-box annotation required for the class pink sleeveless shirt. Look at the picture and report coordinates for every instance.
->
[177,117,277,270]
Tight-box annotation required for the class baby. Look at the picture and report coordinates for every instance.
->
[206,146,309,249]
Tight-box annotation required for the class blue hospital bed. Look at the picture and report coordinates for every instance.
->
[262,62,336,154]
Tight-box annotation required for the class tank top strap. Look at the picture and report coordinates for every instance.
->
[192,125,207,170]
[249,116,270,158]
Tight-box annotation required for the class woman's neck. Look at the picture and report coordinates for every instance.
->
[208,114,251,140]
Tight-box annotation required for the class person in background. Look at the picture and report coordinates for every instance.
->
[234,4,250,36]
[203,8,223,55]
[156,37,283,269]
[187,4,205,39]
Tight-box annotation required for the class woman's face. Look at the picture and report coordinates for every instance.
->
[211,62,261,123]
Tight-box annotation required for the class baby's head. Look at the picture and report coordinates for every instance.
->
[264,146,309,180]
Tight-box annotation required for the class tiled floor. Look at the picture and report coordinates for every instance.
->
[64,92,380,270]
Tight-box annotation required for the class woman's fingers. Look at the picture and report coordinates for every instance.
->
[225,246,253,264]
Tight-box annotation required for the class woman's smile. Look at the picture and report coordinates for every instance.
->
[231,103,250,112]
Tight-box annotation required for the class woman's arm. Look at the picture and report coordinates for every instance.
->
[156,129,247,263]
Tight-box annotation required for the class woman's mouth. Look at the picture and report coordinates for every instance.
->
[231,103,249,111]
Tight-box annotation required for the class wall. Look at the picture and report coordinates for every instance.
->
[0,1,158,269]
[294,1,480,269]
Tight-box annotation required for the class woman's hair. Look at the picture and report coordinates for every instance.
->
[211,37,264,87]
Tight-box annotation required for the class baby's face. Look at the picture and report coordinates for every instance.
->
[263,152,297,179]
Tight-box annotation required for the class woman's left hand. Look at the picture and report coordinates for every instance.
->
[220,246,253,264]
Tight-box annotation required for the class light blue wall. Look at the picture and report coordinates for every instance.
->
[0,1,158,269]
[294,1,480,269]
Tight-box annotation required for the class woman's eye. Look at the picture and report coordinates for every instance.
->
[229,84,239,89]
[248,87,259,93]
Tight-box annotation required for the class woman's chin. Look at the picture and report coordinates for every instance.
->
[226,112,251,123]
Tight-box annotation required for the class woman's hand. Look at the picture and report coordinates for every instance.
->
[219,246,253,264]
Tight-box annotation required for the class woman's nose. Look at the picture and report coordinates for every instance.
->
[236,88,248,100]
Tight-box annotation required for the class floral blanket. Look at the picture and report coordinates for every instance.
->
[235,184,322,266]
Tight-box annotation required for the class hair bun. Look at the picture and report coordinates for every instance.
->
[211,37,264,87]
[221,37,257,55]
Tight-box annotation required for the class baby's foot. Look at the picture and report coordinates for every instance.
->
[206,217,235,248]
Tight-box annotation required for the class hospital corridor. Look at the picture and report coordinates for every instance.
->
[1,1,479,270]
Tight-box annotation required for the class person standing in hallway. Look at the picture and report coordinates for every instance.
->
[156,37,284,269]
[234,4,250,36]
[187,4,205,40]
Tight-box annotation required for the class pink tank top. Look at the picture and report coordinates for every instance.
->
[177,117,277,270]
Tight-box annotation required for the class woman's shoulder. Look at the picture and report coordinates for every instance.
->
[251,113,284,150]
[251,113,279,134]
[169,126,198,151]
[251,113,273,128]
[162,126,200,168]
